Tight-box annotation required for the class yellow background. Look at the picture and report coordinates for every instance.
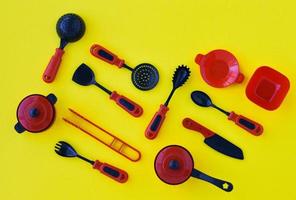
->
[1,0,296,199]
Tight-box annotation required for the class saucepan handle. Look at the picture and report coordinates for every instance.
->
[191,168,233,192]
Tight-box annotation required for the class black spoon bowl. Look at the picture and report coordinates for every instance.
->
[43,13,86,83]
[191,91,230,115]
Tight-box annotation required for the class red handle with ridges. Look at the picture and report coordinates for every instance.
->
[90,44,125,68]
[182,118,215,138]
[93,160,128,183]
[145,104,169,140]
[110,91,143,117]
[228,112,263,136]
[42,48,64,83]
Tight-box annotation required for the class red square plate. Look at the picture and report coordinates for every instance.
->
[246,66,290,110]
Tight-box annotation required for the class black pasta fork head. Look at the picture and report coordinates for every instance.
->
[55,141,78,157]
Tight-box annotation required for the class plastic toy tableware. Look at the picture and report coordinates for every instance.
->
[145,65,190,139]
[154,145,233,192]
[43,13,85,83]
[246,66,290,110]
[195,50,244,88]
[63,108,141,162]
[91,44,159,91]
[191,91,263,136]
[55,141,128,183]
[15,94,57,133]
[72,63,143,117]
[182,118,244,159]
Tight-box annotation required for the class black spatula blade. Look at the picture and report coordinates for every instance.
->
[204,134,244,160]
[72,63,95,86]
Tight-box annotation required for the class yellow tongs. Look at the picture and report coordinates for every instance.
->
[63,108,141,162]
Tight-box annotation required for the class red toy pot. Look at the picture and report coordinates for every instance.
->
[154,145,233,192]
[15,94,57,133]
[195,49,244,88]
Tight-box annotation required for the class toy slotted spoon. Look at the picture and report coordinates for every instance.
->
[90,44,159,91]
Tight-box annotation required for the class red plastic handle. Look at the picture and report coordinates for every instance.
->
[42,48,64,83]
[145,104,169,140]
[110,91,143,117]
[90,44,125,68]
[228,112,263,136]
[182,118,215,138]
[93,160,128,183]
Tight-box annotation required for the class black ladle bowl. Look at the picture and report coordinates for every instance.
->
[43,13,86,83]
[56,13,86,45]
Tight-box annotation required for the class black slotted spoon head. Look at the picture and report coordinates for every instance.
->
[132,63,159,91]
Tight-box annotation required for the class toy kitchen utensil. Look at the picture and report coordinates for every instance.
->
[63,108,141,162]
[15,93,57,133]
[43,13,85,83]
[154,145,233,191]
[91,44,159,91]
[195,50,244,88]
[182,118,244,159]
[145,65,190,139]
[246,66,290,111]
[72,63,143,117]
[191,91,263,136]
[55,141,128,183]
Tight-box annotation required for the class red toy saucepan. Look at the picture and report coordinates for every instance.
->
[195,50,244,88]
[154,145,233,192]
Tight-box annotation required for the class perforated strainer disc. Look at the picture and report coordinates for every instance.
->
[132,63,159,91]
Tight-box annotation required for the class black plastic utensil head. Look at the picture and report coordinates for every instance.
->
[56,13,85,43]
[191,91,213,107]
[55,141,78,157]
[72,63,96,86]
[204,134,244,160]
[172,65,190,89]
[132,63,159,91]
